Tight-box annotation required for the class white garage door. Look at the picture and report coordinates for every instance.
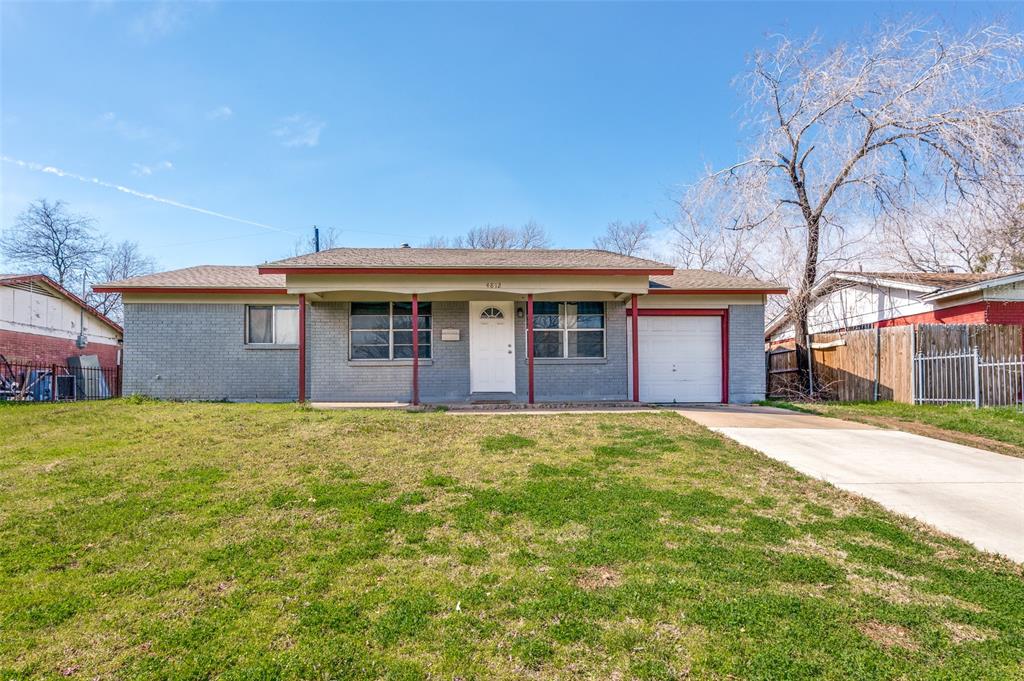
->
[638,315,722,403]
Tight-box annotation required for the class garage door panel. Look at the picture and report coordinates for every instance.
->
[638,316,722,403]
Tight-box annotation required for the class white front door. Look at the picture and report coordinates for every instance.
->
[638,315,722,402]
[470,301,516,393]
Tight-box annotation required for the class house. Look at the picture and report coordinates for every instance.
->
[0,273,123,367]
[94,248,786,404]
[766,270,1024,345]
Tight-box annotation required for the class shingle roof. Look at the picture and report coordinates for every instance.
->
[834,271,1002,290]
[649,270,787,292]
[96,266,286,290]
[263,247,673,271]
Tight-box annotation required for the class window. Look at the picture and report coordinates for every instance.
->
[350,301,431,360]
[246,305,299,345]
[531,302,605,358]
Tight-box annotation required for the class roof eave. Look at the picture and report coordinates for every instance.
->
[257,266,676,276]
[93,286,288,295]
[919,271,1024,302]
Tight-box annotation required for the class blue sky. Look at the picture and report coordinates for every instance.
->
[1,1,1019,270]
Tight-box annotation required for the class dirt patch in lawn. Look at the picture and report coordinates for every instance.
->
[944,621,995,645]
[577,566,622,590]
[857,621,920,651]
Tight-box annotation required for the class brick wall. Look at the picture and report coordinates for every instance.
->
[513,299,629,401]
[123,303,297,401]
[0,328,119,367]
[728,304,766,403]
[985,301,1024,325]
[308,300,629,403]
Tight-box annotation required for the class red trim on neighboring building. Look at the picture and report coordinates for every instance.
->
[874,301,989,328]
[257,266,674,276]
[630,294,639,402]
[527,294,535,404]
[92,286,288,295]
[411,294,419,406]
[648,288,786,295]
[298,294,306,403]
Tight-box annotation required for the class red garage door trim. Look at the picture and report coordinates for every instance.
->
[625,307,729,403]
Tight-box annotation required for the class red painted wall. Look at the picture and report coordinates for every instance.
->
[0,329,120,367]
[768,301,1024,344]
[875,301,1024,328]
[985,301,1024,325]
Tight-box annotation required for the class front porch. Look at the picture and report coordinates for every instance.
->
[297,294,637,405]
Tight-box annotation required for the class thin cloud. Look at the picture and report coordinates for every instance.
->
[2,156,296,235]
[272,114,326,148]
[131,160,174,176]
[130,1,190,39]
[207,105,233,121]
[99,112,154,142]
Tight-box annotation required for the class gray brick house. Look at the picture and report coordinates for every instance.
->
[95,248,785,404]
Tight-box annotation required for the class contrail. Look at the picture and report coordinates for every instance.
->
[2,155,297,235]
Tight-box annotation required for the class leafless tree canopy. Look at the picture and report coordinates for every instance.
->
[424,221,551,249]
[593,220,652,256]
[884,188,1024,272]
[677,21,1024,343]
[292,226,341,256]
[0,199,106,286]
[88,241,157,321]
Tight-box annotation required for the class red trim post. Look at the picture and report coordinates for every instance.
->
[298,294,306,403]
[721,311,730,404]
[411,294,419,406]
[527,294,535,404]
[631,294,640,402]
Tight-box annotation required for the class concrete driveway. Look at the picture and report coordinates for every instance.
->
[675,405,1024,563]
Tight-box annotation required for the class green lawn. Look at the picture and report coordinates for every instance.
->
[1,400,1022,679]
[763,400,1024,457]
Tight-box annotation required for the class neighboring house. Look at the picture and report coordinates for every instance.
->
[0,273,123,366]
[94,248,786,404]
[766,270,1024,345]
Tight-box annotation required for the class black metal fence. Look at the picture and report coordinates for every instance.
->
[0,359,121,402]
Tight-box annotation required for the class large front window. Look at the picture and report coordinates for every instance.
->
[246,305,299,345]
[350,302,432,360]
[531,302,605,358]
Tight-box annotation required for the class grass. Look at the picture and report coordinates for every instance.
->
[762,400,1024,457]
[1,400,1023,679]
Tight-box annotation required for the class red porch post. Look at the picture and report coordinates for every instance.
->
[298,294,306,403]
[412,294,419,405]
[527,294,535,404]
[631,294,640,402]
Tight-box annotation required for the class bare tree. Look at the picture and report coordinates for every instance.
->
[88,241,157,321]
[0,199,106,286]
[884,189,1024,272]
[593,220,652,256]
[291,226,340,256]
[679,21,1024,351]
[424,221,551,249]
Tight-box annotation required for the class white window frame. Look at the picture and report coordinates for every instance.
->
[245,304,299,346]
[529,301,606,359]
[349,301,433,361]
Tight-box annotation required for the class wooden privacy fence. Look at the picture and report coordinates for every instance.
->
[766,323,1023,404]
